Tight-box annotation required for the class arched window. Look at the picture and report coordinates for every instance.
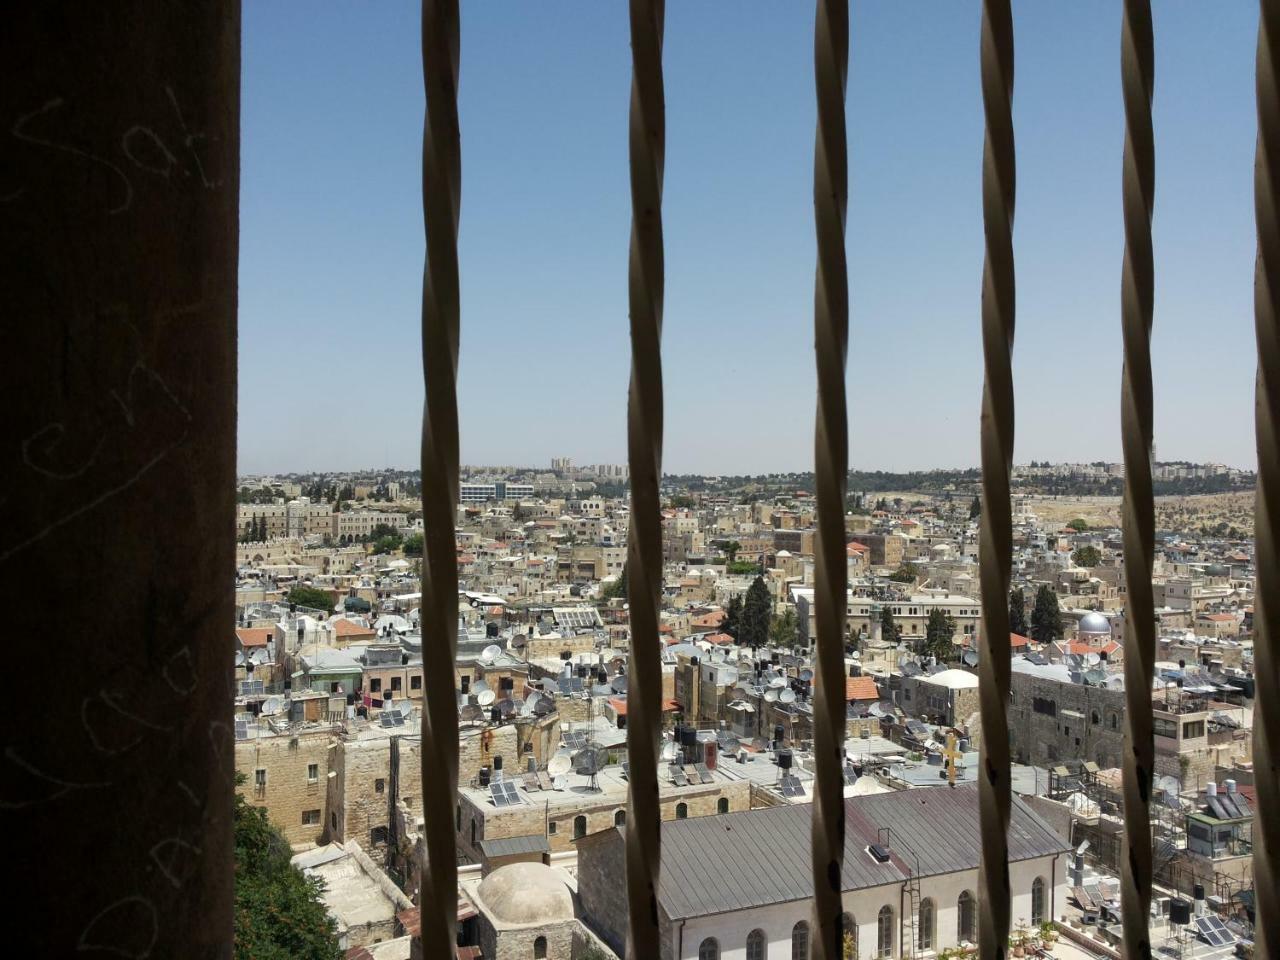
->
[573,814,587,839]
[958,890,977,943]
[842,912,858,955]
[746,929,766,960]
[717,797,730,814]
[534,936,547,959]
[1091,709,1101,725]
[1032,876,1047,925]
[676,802,688,820]
[877,905,894,958]
[918,897,935,951]
[698,938,719,960]
[792,921,810,960]
[615,809,626,826]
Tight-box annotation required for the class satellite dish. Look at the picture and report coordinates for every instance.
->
[261,697,283,716]
[547,753,573,777]
[1085,669,1106,685]
[481,644,502,664]
[962,650,979,667]
[732,686,749,700]
[526,692,542,712]
[552,775,569,791]
[460,703,483,721]
[764,689,779,702]
[769,675,787,689]
[660,740,679,762]
[1086,653,1101,667]
[800,668,814,682]
[780,688,797,705]
[477,689,496,706]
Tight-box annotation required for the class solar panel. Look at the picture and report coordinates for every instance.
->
[780,774,804,797]
[1194,916,1236,947]
[694,762,714,784]
[563,731,588,750]
[489,780,524,807]
[234,720,249,740]
[669,763,687,786]
[843,764,857,785]
[379,713,394,728]
[684,764,700,784]
[536,771,554,791]
[1207,795,1230,821]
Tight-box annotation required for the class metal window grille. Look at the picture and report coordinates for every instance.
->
[409,2,1280,958]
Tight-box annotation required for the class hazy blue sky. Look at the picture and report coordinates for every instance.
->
[239,2,1258,476]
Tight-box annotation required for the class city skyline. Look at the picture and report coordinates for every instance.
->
[240,2,1257,476]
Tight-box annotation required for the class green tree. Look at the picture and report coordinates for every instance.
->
[370,523,401,544]
[1067,517,1089,532]
[969,496,982,520]
[880,604,900,643]
[724,540,742,565]
[403,533,424,557]
[739,576,773,648]
[288,586,333,613]
[1009,587,1028,637]
[888,563,920,583]
[924,607,957,661]
[722,595,743,638]
[601,563,629,601]
[234,774,341,960]
[1030,584,1063,644]
[769,608,800,649]
[1072,545,1101,568]
[372,535,400,555]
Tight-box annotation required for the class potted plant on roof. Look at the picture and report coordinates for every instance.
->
[1039,920,1058,946]
[1010,920,1031,957]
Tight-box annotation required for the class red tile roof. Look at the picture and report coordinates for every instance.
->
[846,676,880,702]
[333,619,374,637]
[1010,632,1031,648]
[236,627,272,648]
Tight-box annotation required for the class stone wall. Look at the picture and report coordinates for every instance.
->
[1008,672,1126,768]
[234,727,335,847]
[576,831,629,956]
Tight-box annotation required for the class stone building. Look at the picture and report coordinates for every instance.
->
[463,862,579,960]
[1007,659,1127,769]
[577,784,1068,960]
[234,721,337,847]
[456,759,752,861]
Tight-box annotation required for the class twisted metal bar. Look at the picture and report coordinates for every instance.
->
[1118,3,1156,957]
[1254,2,1280,955]
[623,1,664,957]
[417,1,461,955]
[809,0,850,957]
[976,1,1015,957]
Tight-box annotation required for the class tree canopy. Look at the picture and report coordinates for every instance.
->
[234,775,341,960]
[600,563,628,601]
[888,563,919,583]
[1066,517,1089,531]
[288,586,333,613]
[1071,545,1101,568]
[722,595,743,638]
[969,496,982,520]
[402,533,424,557]
[924,607,956,661]
[1030,585,1063,644]
[1009,587,1028,637]
[879,604,900,643]
[769,608,800,649]
[738,577,773,648]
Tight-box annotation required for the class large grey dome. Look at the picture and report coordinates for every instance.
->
[476,862,574,926]
[1078,612,1111,635]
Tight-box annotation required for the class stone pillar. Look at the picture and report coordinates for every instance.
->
[2,4,239,956]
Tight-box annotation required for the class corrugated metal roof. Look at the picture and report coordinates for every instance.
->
[478,833,550,858]
[654,784,1069,920]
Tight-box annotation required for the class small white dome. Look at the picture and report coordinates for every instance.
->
[1078,612,1111,635]
[476,862,574,926]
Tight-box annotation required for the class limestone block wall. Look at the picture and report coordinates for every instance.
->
[234,728,334,846]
